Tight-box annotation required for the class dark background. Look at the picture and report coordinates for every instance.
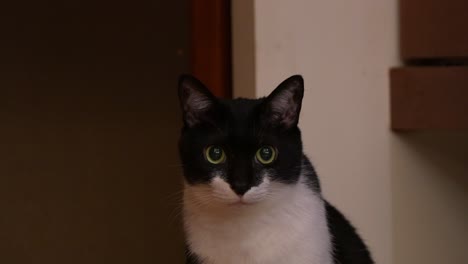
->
[0,1,188,262]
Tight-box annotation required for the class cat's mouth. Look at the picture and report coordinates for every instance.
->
[227,197,258,206]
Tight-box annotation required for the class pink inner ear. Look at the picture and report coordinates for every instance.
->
[185,89,212,112]
[281,108,298,126]
[183,88,215,127]
[270,89,299,126]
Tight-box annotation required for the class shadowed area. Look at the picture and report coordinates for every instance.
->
[0,1,188,263]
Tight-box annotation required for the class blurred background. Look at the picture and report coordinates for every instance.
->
[1,0,467,263]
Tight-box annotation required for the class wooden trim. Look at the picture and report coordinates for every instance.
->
[190,0,232,98]
[231,0,256,98]
[390,66,468,130]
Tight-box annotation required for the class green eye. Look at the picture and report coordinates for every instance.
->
[205,145,226,164]
[256,146,276,164]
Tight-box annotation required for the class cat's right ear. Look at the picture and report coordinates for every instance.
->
[260,75,304,129]
[178,74,219,128]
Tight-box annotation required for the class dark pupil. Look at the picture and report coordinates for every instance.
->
[260,147,272,161]
[209,147,222,160]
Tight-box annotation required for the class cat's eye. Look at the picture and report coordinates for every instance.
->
[205,145,226,164]
[256,146,276,165]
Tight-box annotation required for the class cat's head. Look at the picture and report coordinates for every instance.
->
[178,75,304,207]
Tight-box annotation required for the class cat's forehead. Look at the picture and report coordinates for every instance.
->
[219,98,265,143]
[221,98,264,119]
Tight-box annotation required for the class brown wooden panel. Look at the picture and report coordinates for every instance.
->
[400,0,468,60]
[0,1,188,263]
[391,67,468,130]
[190,0,232,98]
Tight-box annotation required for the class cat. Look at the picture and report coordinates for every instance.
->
[177,74,374,264]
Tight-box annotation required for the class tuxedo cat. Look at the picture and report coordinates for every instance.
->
[178,75,373,264]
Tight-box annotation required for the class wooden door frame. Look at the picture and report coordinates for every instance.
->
[190,0,232,98]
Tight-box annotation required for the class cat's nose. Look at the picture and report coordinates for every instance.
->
[230,182,250,196]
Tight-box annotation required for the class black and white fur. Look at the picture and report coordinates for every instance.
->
[178,75,373,264]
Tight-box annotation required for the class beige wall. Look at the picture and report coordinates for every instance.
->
[392,133,468,264]
[234,1,397,263]
[234,0,468,263]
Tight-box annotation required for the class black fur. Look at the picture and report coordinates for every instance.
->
[178,75,304,188]
[326,202,374,263]
[178,74,373,264]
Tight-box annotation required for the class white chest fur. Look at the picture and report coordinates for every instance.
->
[183,177,333,264]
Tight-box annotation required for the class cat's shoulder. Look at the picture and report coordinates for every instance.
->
[185,247,202,264]
[325,201,374,264]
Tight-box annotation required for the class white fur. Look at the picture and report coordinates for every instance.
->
[183,175,333,264]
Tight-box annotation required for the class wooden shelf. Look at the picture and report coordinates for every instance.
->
[390,66,468,130]
[400,0,468,60]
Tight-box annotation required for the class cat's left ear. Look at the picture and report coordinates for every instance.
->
[261,75,304,129]
[178,74,220,128]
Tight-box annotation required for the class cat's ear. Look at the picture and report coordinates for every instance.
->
[178,74,219,127]
[261,75,304,129]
